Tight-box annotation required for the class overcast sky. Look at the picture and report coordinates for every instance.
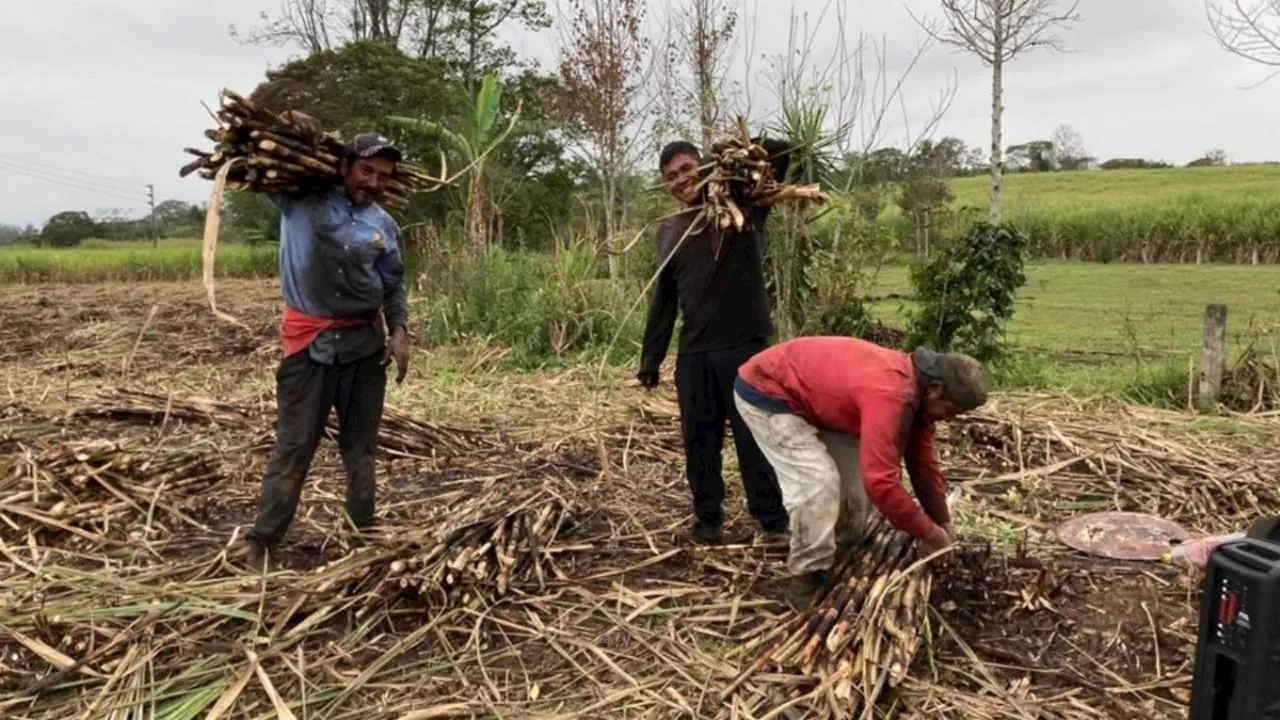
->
[1,0,1275,227]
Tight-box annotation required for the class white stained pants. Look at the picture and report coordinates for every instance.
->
[734,392,872,576]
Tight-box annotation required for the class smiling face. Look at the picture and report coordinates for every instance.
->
[344,155,395,206]
[662,152,701,206]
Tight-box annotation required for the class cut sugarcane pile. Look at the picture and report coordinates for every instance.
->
[372,493,577,605]
[0,439,222,544]
[359,404,494,459]
[726,515,933,718]
[178,88,444,211]
[702,120,826,236]
[72,387,494,458]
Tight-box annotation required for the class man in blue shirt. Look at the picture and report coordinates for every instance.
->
[246,118,412,571]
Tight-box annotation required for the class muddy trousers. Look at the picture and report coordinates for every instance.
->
[675,344,788,530]
[733,393,872,576]
[248,349,386,545]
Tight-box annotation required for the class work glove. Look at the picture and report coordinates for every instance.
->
[637,370,659,390]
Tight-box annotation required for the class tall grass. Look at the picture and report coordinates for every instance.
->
[407,228,651,367]
[0,240,278,284]
[943,164,1280,263]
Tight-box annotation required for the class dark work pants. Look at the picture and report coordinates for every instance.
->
[249,349,387,544]
[674,343,788,530]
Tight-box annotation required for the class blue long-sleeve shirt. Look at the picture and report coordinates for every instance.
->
[269,185,410,365]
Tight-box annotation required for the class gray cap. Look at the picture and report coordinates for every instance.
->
[346,132,402,163]
[912,346,988,409]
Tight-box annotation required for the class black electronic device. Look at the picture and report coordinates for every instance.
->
[1187,536,1280,719]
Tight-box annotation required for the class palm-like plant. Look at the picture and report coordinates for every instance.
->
[391,72,523,253]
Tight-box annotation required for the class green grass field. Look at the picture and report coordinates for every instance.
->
[863,261,1280,403]
[0,239,276,283]
[943,164,1280,263]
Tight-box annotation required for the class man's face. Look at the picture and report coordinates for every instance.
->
[662,153,701,206]
[344,155,395,206]
[922,382,965,423]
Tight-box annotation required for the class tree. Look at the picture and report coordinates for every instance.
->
[433,0,553,90]
[1049,123,1091,170]
[912,0,1082,223]
[249,41,453,141]
[149,200,205,237]
[0,224,24,246]
[656,0,738,153]
[555,0,655,278]
[245,41,459,229]
[231,0,551,85]
[1100,157,1171,170]
[1206,0,1280,84]
[391,72,525,254]
[1006,140,1053,172]
[40,211,98,248]
[1188,148,1230,167]
[231,0,418,53]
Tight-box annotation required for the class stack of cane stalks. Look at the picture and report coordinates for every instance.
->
[701,120,826,234]
[726,515,934,717]
[0,439,222,544]
[372,492,578,605]
[696,120,826,260]
[179,88,444,211]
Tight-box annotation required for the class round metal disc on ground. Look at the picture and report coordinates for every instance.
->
[1056,511,1191,561]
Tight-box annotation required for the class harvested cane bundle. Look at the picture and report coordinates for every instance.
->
[699,119,826,236]
[725,514,935,718]
[179,88,444,212]
[0,439,223,544]
[372,493,577,606]
[182,88,449,325]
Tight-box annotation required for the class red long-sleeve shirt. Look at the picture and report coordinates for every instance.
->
[737,336,950,539]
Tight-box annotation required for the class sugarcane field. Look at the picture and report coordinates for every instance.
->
[5,1,1280,719]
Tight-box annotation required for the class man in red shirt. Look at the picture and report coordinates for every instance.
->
[733,336,988,610]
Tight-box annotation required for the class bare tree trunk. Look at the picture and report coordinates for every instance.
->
[602,172,620,282]
[988,52,1004,226]
[467,175,485,254]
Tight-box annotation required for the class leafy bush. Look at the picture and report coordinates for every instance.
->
[907,222,1028,363]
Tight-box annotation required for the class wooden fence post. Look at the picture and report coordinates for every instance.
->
[1198,304,1227,411]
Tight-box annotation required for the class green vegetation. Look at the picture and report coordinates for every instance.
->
[942,164,1280,263]
[5,238,1277,411]
[0,239,276,283]
[865,262,1280,404]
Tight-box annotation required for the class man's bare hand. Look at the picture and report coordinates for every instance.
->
[280,110,323,143]
[919,524,954,563]
[384,327,410,384]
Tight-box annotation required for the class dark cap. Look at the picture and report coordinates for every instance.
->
[912,346,988,410]
[346,132,402,163]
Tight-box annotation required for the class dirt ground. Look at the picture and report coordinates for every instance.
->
[2,278,1274,719]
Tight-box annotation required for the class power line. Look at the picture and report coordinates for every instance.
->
[0,152,146,189]
[0,155,150,199]
[0,154,145,194]
[0,162,149,206]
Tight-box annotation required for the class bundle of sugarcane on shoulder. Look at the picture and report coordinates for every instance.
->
[179,88,445,212]
[694,119,827,256]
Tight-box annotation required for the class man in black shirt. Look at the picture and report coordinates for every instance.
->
[637,136,791,545]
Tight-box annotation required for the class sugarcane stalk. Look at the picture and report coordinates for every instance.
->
[255,140,339,176]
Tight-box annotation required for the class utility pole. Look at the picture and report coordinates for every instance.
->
[147,183,158,248]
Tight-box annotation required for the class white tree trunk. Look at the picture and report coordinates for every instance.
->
[988,53,1004,226]
[602,169,620,283]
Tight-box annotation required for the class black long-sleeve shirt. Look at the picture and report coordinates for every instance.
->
[639,137,792,374]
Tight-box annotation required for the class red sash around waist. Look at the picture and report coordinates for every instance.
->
[279,305,380,357]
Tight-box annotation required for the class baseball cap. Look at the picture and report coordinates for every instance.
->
[912,346,988,410]
[346,132,403,163]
